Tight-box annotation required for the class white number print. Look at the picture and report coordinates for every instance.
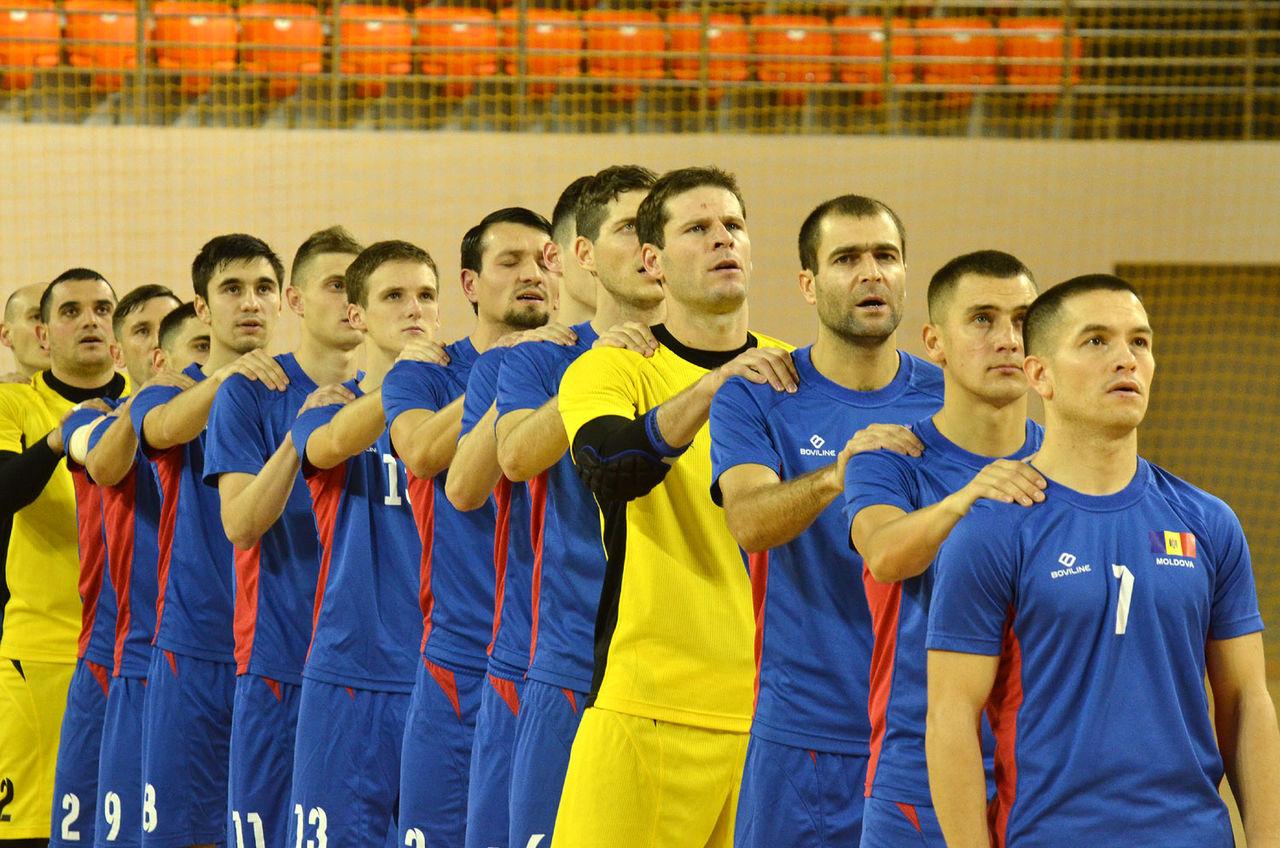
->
[142,783,157,833]
[60,793,81,841]
[293,804,329,848]
[232,810,266,848]
[1112,564,1134,635]
[103,791,121,841]
[383,453,404,507]
[404,828,426,848]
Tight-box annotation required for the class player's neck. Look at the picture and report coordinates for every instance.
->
[933,390,1029,458]
[556,295,595,328]
[359,343,396,391]
[810,327,900,392]
[662,302,749,352]
[1033,424,1139,495]
[49,359,117,390]
[294,332,359,387]
[202,338,246,376]
[592,290,662,336]
[469,318,516,354]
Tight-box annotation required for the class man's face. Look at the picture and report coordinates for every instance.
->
[1031,289,1154,437]
[645,186,750,315]
[38,278,117,373]
[468,222,554,331]
[805,213,906,346]
[156,315,211,374]
[117,295,179,386]
[553,227,597,316]
[931,273,1037,407]
[196,257,281,354]
[291,252,363,352]
[589,190,663,311]
[1,284,51,374]
[351,260,440,358]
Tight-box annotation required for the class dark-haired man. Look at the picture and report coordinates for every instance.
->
[289,240,442,848]
[844,250,1043,847]
[0,268,126,847]
[927,275,1280,847]
[202,227,365,848]
[129,236,286,848]
[554,166,792,847]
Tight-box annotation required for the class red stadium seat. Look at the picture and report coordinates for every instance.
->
[414,6,498,99]
[240,3,322,101]
[337,4,411,100]
[498,8,582,99]
[65,0,138,93]
[0,0,59,91]
[751,14,834,105]
[998,17,1080,108]
[833,15,913,102]
[668,12,749,100]
[916,17,997,108]
[152,1,237,97]
[583,10,664,102]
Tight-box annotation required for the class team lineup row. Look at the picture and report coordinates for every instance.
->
[0,164,1277,848]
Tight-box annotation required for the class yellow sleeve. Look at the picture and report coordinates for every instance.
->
[0,384,34,453]
[557,346,644,447]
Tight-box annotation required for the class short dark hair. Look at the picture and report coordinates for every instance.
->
[158,301,201,351]
[552,176,594,247]
[797,195,906,275]
[1024,274,1143,357]
[290,226,365,287]
[112,284,180,337]
[927,250,1037,322]
[576,165,658,243]
[191,234,285,301]
[345,240,439,308]
[40,268,117,323]
[636,166,745,249]
[461,207,553,274]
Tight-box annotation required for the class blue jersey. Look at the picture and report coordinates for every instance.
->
[927,459,1264,847]
[204,353,361,685]
[708,346,943,754]
[61,406,116,669]
[495,322,602,693]
[130,363,235,662]
[383,338,498,673]
[293,394,421,692]
[843,416,1042,804]
[460,347,538,680]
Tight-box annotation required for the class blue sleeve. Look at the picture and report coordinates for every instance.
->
[1204,502,1265,640]
[926,507,1016,656]
[843,449,920,533]
[204,376,269,483]
[460,348,507,438]
[129,383,184,455]
[291,404,341,475]
[708,377,777,506]
[62,406,111,470]
[382,359,456,427]
[496,341,564,417]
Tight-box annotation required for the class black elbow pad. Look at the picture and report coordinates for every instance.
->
[574,445,671,502]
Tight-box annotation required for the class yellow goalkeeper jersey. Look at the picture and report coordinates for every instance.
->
[558,327,791,732]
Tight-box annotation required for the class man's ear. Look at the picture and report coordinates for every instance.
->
[459,269,479,313]
[921,323,946,367]
[641,244,663,281]
[1024,354,1052,401]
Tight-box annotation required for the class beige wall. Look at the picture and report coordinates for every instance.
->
[2,126,1278,358]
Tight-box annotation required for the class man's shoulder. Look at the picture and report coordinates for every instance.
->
[750,331,794,352]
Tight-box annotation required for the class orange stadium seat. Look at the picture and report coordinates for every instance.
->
[668,12,749,100]
[751,14,835,106]
[152,1,237,97]
[64,0,139,93]
[582,10,665,102]
[0,0,59,91]
[414,6,499,99]
[834,16,914,101]
[498,8,582,99]
[916,17,997,108]
[240,3,322,101]
[998,17,1081,108]
[337,4,411,99]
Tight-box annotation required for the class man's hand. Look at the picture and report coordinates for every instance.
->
[834,423,924,481]
[397,339,451,365]
[957,459,1046,508]
[299,384,357,414]
[593,322,659,357]
[495,323,577,349]
[144,368,197,392]
[47,401,111,455]
[715,348,798,394]
[214,350,289,392]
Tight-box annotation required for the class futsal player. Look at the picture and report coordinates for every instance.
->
[843,251,1044,846]
[554,166,792,848]
[129,235,287,848]
[0,269,125,847]
[0,283,51,380]
[926,275,1280,847]
[203,227,364,848]
[289,240,442,848]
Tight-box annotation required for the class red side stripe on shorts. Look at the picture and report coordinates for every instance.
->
[747,550,769,715]
[988,606,1024,848]
[489,674,520,717]
[527,471,548,666]
[88,660,111,698]
[425,658,462,719]
[164,649,178,676]
[863,565,903,798]
[561,688,578,715]
[346,687,355,700]
[895,802,922,833]
[264,677,283,702]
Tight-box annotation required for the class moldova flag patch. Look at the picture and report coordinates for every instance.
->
[1149,530,1197,558]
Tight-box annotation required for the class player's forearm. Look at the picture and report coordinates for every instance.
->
[1222,686,1280,845]
[926,702,991,848]
[221,437,302,549]
[84,412,140,487]
[652,372,720,450]
[391,399,463,480]
[859,496,970,584]
[725,463,841,553]
[142,378,220,450]
[306,393,387,470]
[0,443,61,515]
[497,401,567,483]
[445,404,502,511]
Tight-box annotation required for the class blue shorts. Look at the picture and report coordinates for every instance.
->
[398,658,485,848]
[227,674,301,848]
[50,658,109,848]
[288,678,408,848]
[96,676,146,848]
[463,672,523,848]
[140,648,235,848]
[733,736,869,848]
[509,679,586,848]
[860,795,944,848]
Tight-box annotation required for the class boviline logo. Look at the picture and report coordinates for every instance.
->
[801,434,836,458]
